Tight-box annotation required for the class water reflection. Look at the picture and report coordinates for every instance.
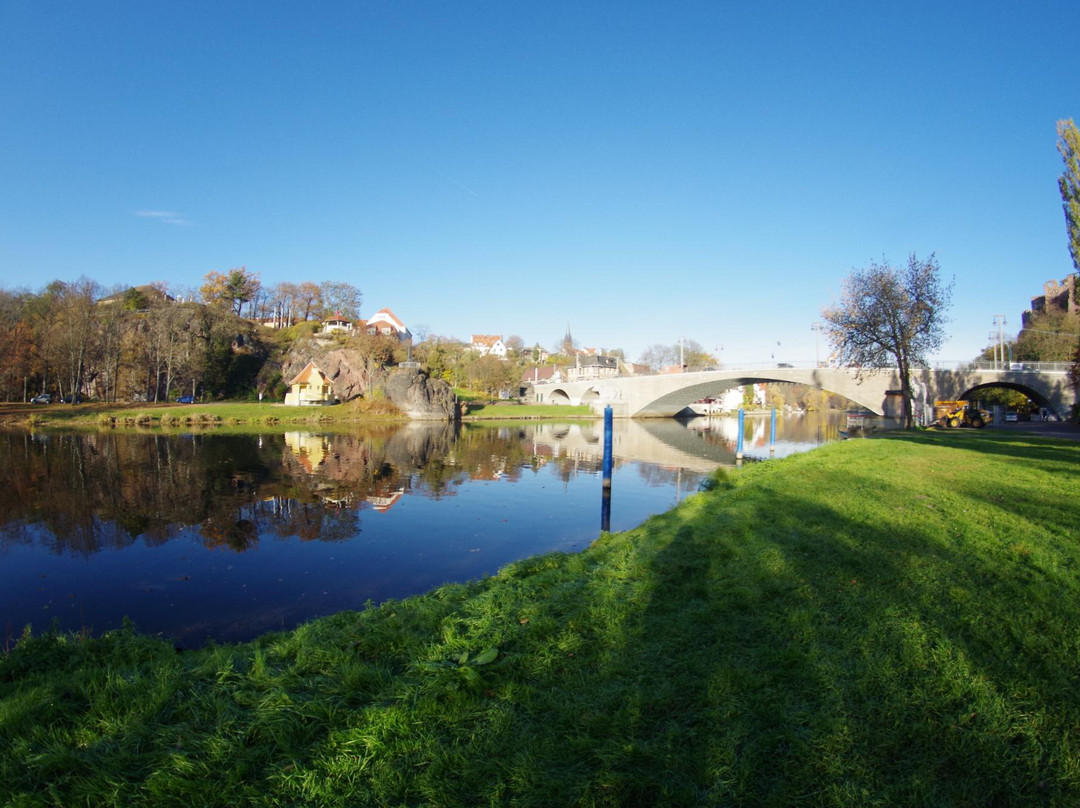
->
[0,415,841,645]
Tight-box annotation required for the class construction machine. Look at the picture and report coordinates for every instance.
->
[934,400,991,429]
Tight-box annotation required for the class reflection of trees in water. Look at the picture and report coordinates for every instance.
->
[0,423,590,556]
[635,463,700,493]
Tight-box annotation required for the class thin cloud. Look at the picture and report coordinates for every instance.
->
[134,210,194,226]
[431,168,480,199]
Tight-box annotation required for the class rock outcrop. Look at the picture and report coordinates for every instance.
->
[284,341,458,420]
[283,341,380,402]
[383,367,459,421]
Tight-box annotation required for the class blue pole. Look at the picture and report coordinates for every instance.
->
[770,408,777,447]
[736,408,745,459]
[602,406,614,489]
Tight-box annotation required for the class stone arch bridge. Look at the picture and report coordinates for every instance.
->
[529,364,1076,419]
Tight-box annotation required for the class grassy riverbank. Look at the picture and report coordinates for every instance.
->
[0,399,405,430]
[3,431,1080,805]
[0,399,594,429]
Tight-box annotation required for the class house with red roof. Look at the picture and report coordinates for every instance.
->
[363,308,411,341]
[471,334,508,358]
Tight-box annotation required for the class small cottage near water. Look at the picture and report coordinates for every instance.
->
[284,362,335,406]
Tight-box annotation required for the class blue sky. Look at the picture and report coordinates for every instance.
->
[1,1,1077,365]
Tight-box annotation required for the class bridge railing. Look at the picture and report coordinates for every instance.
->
[941,360,1073,373]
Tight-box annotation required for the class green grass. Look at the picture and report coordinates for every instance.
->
[3,431,1080,805]
[22,399,406,429]
[462,401,595,418]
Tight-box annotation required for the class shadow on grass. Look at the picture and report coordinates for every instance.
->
[3,435,1080,806]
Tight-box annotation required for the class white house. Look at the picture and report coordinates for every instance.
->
[471,334,508,358]
[321,312,355,334]
[363,308,411,341]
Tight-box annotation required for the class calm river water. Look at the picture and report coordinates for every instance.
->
[0,413,842,646]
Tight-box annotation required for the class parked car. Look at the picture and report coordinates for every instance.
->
[30,394,51,404]
[177,395,195,404]
[1004,411,1018,422]
[61,395,82,404]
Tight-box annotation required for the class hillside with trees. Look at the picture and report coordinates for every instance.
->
[0,273,368,404]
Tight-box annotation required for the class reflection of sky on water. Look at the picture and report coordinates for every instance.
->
[0,416,842,646]
[1,454,705,646]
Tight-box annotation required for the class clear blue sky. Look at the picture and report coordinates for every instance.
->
[2,1,1077,365]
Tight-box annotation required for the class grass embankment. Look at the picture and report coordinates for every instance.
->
[453,389,594,419]
[3,431,1080,805]
[462,402,594,419]
[2,399,594,429]
[0,399,404,430]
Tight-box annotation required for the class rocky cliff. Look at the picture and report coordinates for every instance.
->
[284,340,457,420]
[383,367,459,421]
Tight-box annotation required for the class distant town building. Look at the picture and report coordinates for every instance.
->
[564,355,618,382]
[362,308,411,341]
[1025,273,1079,325]
[471,334,508,357]
[321,312,355,334]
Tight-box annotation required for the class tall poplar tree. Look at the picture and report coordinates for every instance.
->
[1057,118,1080,272]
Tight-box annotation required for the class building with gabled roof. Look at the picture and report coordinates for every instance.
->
[284,362,335,406]
[322,312,355,334]
[471,334,508,358]
[364,308,411,341]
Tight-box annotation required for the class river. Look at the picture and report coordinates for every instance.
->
[0,413,844,646]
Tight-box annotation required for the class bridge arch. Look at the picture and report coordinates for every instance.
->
[529,365,1074,419]
[960,381,1056,411]
[634,375,886,417]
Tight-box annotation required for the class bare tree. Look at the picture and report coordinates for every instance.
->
[822,253,952,428]
[295,282,322,321]
[319,280,362,320]
[638,344,678,372]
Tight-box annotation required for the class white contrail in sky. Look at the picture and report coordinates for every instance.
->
[134,210,194,226]
[431,168,480,198]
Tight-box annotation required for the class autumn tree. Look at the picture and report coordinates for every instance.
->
[295,281,323,321]
[201,267,260,316]
[469,355,520,397]
[822,253,952,429]
[680,339,717,370]
[1058,119,1080,272]
[1014,308,1080,362]
[0,290,35,400]
[53,277,101,401]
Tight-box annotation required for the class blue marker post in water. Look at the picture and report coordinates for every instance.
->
[770,408,777,455]
[736,408,745,461]
[601,406,613,532]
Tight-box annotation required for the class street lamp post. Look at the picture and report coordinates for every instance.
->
[811,323,821,367]
[993,315,1007,369]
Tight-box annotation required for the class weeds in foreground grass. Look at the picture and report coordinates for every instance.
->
[2,432,1079,805]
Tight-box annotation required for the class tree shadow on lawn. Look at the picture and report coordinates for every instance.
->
[881,429,1080,477]
[312,456,1080,806]
[7,443,1080,807]
[546,478,1077,806]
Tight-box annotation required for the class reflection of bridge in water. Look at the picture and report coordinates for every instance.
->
[531,363,1076,419]
[524,419,746,472]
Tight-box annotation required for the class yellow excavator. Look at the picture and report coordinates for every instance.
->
[934,400,992,429]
